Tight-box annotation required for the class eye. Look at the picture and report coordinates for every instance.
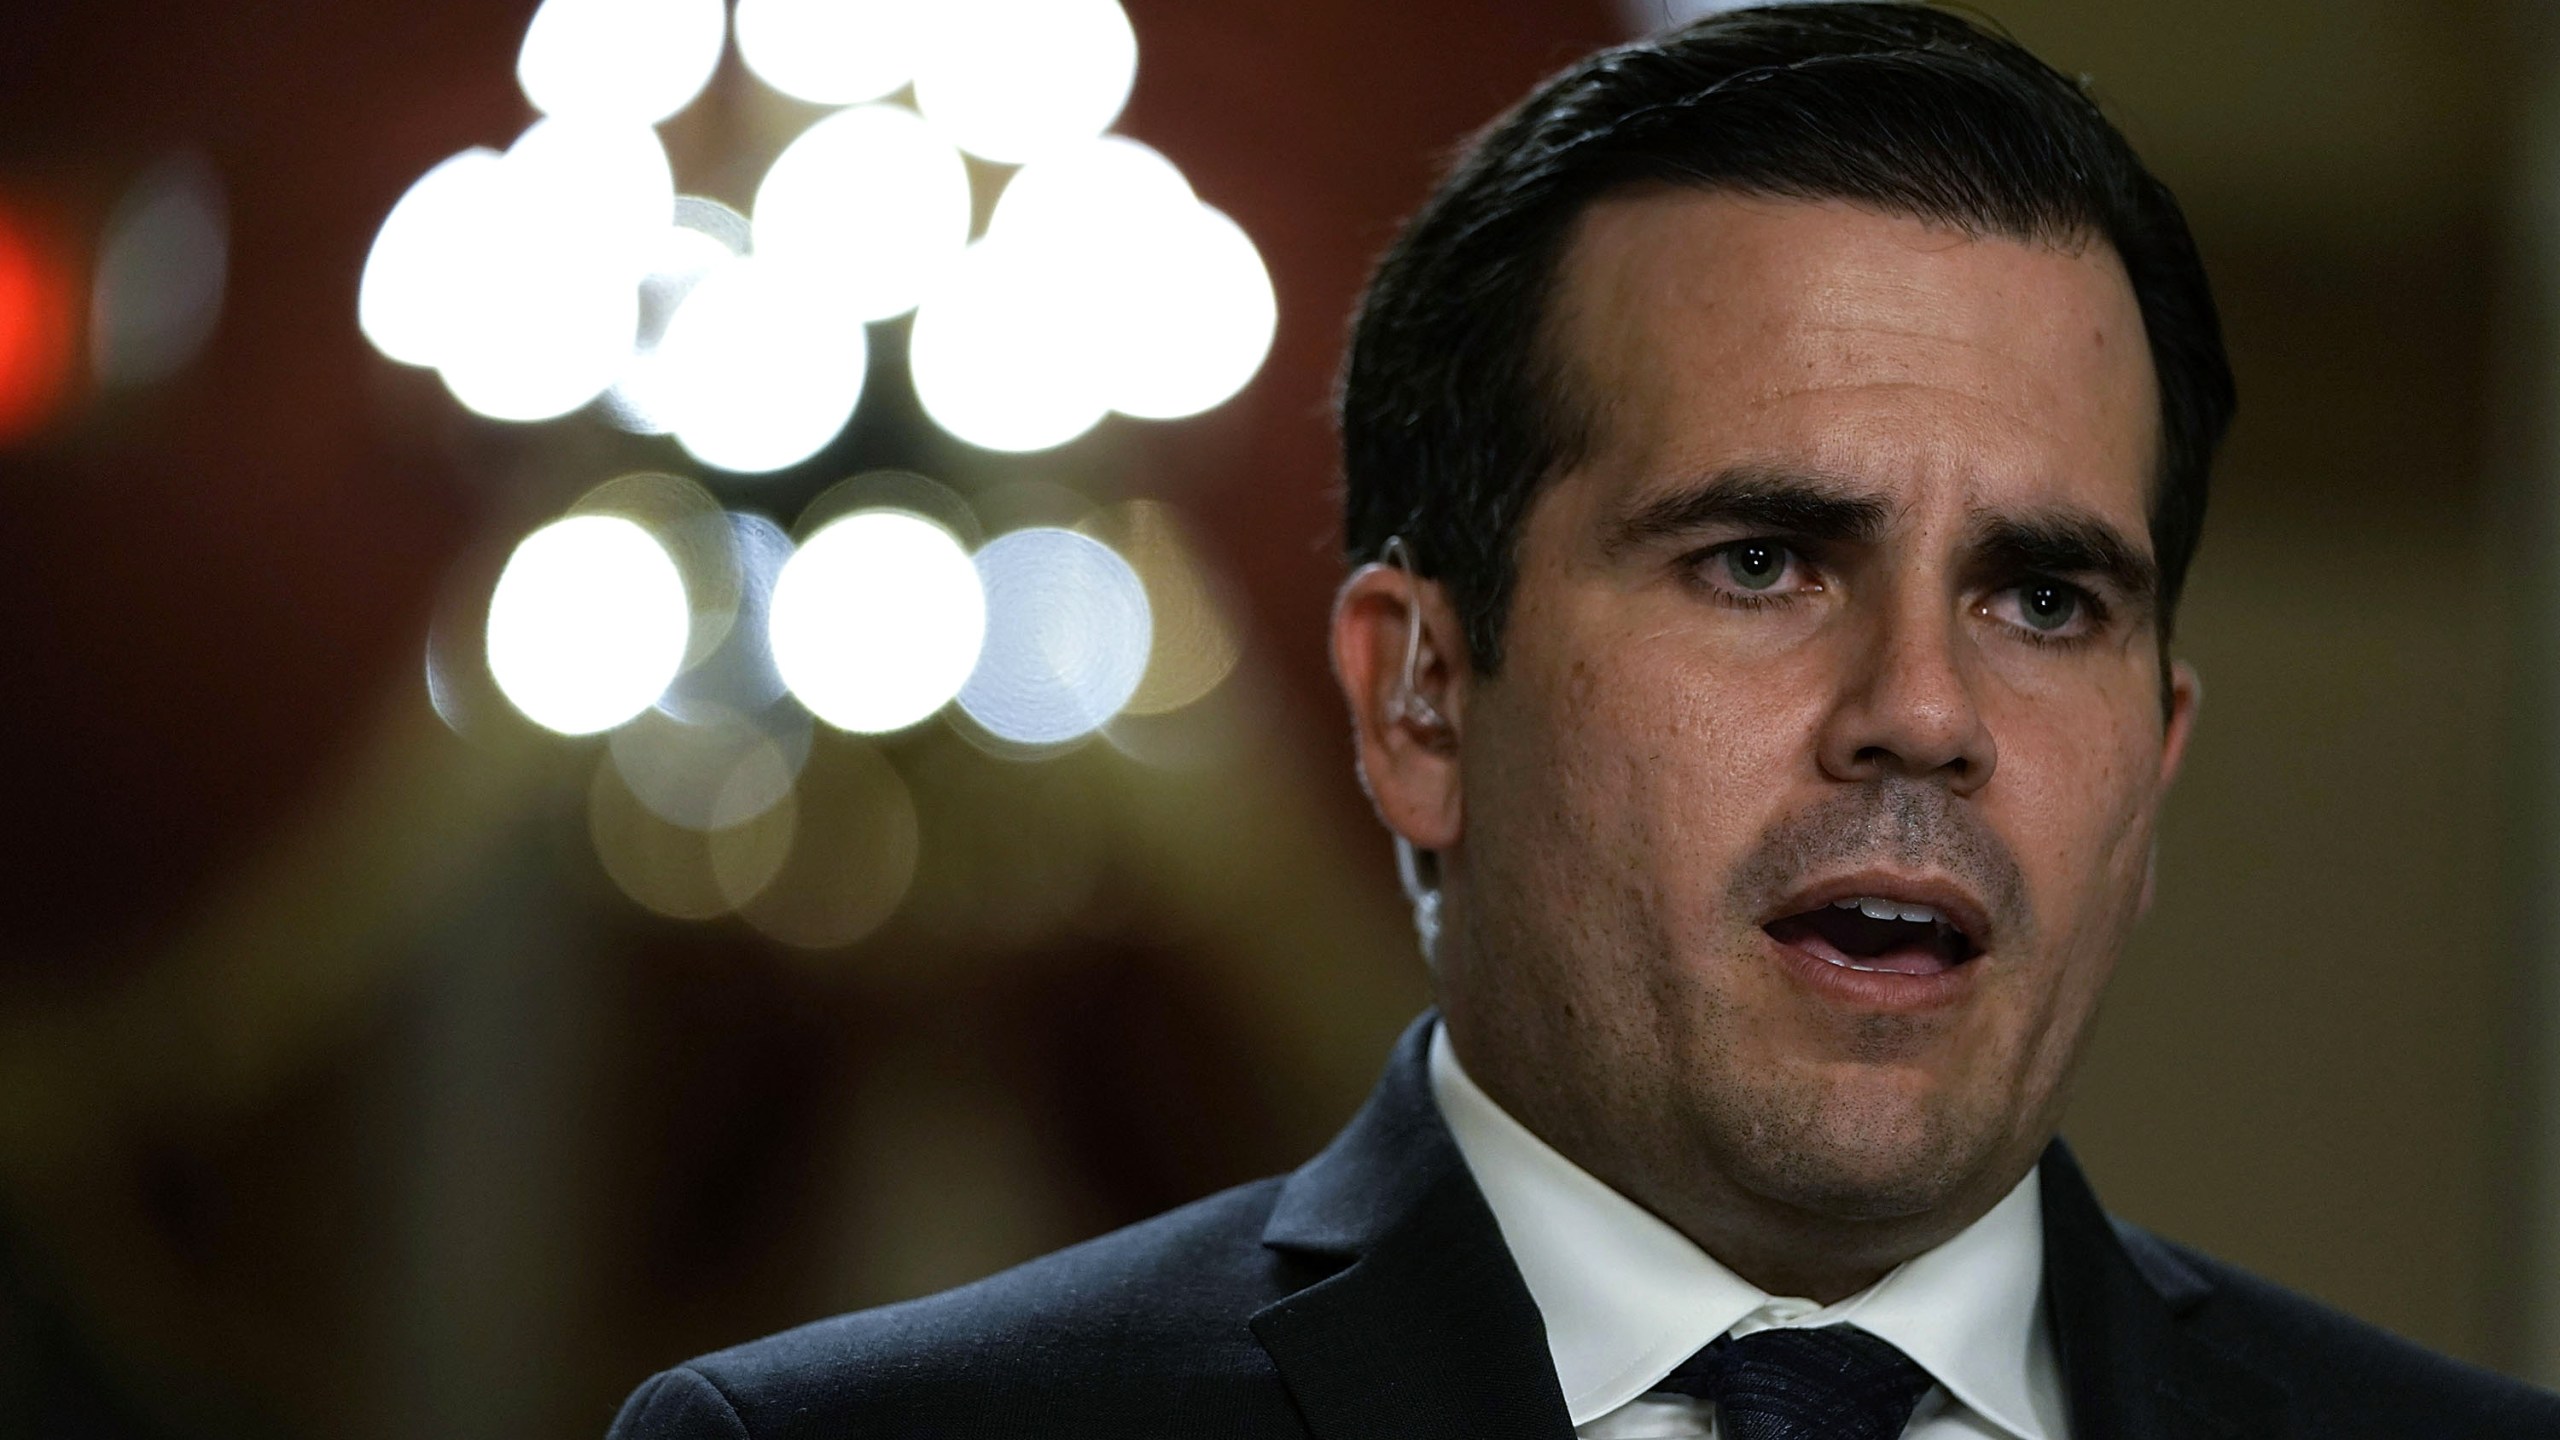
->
[1697,539,1811,598]
[1723,541,1786,590]
[1984,577,2096,639]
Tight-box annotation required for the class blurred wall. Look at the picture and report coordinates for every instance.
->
[0,2,2552,1437]
[1977,0,2540,1375]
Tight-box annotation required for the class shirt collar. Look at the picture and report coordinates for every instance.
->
[1428,1023,2063,1438]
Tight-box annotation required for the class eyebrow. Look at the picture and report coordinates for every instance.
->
[1606,463,2162,617]
[1604,465,1893,556]
[1967,511,2160,617]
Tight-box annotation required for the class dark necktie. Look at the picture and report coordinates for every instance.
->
[1651,1324,1936,1440]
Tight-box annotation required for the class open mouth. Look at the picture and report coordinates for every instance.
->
[1764,896,1981,976]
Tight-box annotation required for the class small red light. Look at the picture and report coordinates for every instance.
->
[0,207,77,443]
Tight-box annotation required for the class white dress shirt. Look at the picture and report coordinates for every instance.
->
[1428,1024,2071,1440]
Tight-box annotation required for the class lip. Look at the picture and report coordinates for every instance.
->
[1756,869,1996,1011]
[1759,921,1981,1012]
[1760,870,1996,954]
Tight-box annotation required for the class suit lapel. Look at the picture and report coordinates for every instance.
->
[1252,1023,2293,1440]
[2040,1143,2292,1440]
[1250,1015,1575,1440]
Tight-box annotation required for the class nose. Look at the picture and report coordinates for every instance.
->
[1815,601,1997,794]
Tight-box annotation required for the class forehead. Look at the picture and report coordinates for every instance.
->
[1545,189,2158,533]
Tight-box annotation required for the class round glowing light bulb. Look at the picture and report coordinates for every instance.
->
[655,258,870,473]
[754,104,971,323]
[969,138,1275,428]
[1101,203,1275,419]
[359,148,505,368]
[429,118,673,422]
[911,0,1138,164]
[735,0,927,106]
[988,135,1193,245]
[433,235,638,423]
[486,515,692,735]
[500,115,676,276]
[517,0,726,125]
[768,510,987,733]
[957,527,1152,745]
[908,235,1107,453]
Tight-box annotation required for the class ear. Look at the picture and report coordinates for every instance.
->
[1330,561,1468,853]
[2158,658,2201,790]
[2138,658,2203,917]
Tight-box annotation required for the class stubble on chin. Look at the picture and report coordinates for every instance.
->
[1686,1052,1980,1222]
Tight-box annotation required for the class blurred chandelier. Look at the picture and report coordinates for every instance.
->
[387,0,1259,946]
[357,0,1277,470]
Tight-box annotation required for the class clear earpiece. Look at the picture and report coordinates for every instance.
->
[1381,535,1450,734]
[1380,534,1446,965]
[1396,830,1443,965]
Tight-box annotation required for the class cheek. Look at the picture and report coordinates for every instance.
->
[1482,621,1816,919]
[1985,688,2163,955]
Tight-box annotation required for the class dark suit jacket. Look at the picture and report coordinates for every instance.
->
[608,1015,2560,1438]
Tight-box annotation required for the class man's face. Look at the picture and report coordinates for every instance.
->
[1434,192,2195,1243]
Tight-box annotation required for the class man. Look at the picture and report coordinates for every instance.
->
[610,5,2560,1436]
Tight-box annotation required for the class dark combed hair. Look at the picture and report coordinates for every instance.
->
[1339,1,2234,672]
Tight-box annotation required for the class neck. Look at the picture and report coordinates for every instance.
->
[1644,1191,1969,1304]
[1457,1049,2030,1307]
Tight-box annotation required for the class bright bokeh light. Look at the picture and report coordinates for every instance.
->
[607,221,743,435]
[914,136,1274,451]
[989,135,1192,243]
[735,0,926,106]
[754,104,971,323]
[366,120,672,421]
[518,0,726,125]
[358,148,504,368]
[654,258,869,472]
[994,141,1274,420]
[958,527,1152,745]
[486,515,692,735]
[1103,203,1274,419]
[908,236,1106,453]
[436,227,638,422]
[364,0,1278,466]
[501,115,675,277]
[769,510,986,733]
[912,0,1137,164]
[91,154,227,389]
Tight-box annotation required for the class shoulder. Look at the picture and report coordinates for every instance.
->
[608,1177,1314,1440]
[2116,1220,2560,1435]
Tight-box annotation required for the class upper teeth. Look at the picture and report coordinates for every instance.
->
[1836,896,1943,925]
